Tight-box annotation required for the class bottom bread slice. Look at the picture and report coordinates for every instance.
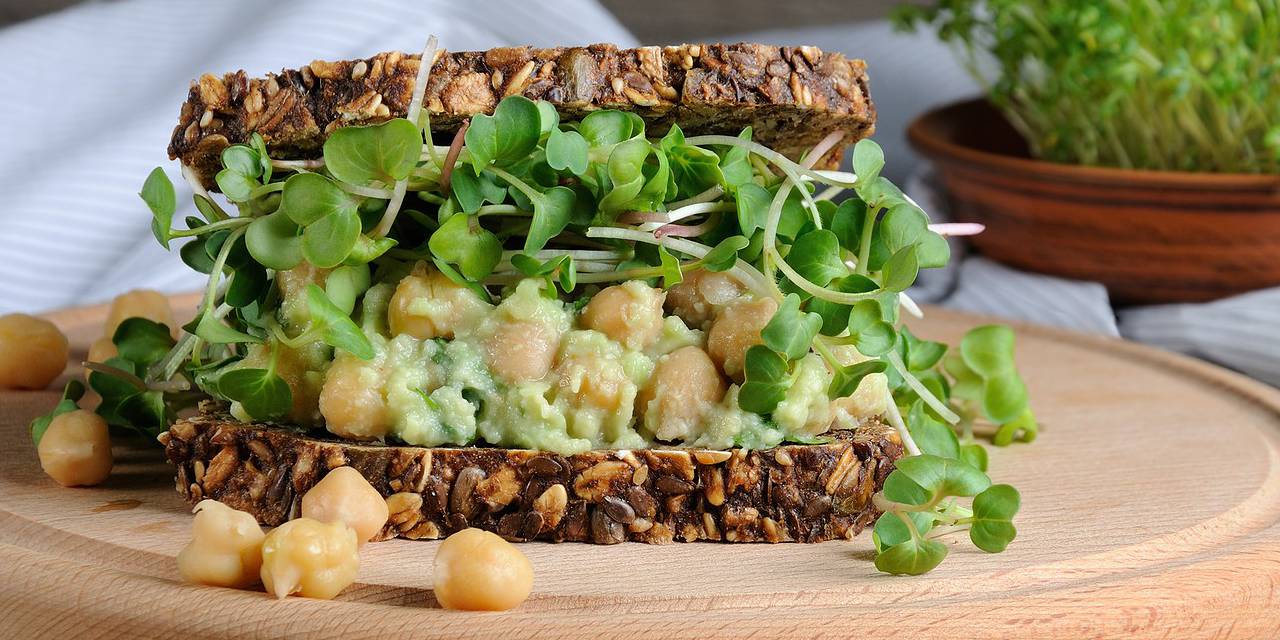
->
[161,410,904,544]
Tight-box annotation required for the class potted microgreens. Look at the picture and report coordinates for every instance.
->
[897,0,1280,304]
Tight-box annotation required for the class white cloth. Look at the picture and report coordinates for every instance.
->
[0,0,634,313]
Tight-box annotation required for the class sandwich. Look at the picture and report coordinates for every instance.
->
[78,42,1033,563]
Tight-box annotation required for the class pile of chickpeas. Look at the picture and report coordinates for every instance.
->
[178,466,533,610]
[3,290,177,488]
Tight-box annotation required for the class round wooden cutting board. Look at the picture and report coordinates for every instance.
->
[1,296,1279,639]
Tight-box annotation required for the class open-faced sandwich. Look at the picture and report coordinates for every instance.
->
[47,41,1036,575]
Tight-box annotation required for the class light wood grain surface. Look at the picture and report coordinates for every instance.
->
[1,297,1278,639]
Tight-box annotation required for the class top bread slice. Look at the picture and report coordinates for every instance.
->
[169,42,876,188]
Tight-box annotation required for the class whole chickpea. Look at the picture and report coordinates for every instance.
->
[301,467,389,546]
[389,267,491,340]
[105,289,175,338]
[706,297,778,382]
[664,269,746,329]
[176,500,266,589]
[319,354,390,440]
[636,346,727,441]
[556,350,630,413]
[260,518,360,600]
[580,281,666,350]
[484,321,557,384]
[87,335,117,365]
[37,409,111,487]
[433,528,533,611]
[0,313,68,390]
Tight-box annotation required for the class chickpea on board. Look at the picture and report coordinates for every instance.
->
[301,466,390,545]
[177,500,266,589]
[104,289,175,338]
[37,409,112,487]
[260,518,360,600]
[0,313,69,390]
[434,528,533,611]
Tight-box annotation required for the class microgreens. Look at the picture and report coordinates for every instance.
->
[895,0,1280,173]
[40,72,1038,577]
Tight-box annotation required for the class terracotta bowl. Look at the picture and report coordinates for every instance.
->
[907,99,1280,305]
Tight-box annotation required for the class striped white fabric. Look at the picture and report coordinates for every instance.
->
[0,0,634,313]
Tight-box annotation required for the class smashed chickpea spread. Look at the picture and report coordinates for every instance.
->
[228,266,887,455]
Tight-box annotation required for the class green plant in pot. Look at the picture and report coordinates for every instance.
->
[896,0,1280,304]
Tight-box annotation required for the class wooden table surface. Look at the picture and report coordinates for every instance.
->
[0,297,1278,639]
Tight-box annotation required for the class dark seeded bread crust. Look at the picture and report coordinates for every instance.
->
[169,43,876,189]
[160,407,903,544]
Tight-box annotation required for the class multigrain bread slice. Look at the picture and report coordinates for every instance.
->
[169,42,876,188]
[160,406,904,544]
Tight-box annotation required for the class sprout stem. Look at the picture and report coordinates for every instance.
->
[886,349,961,424]
[883,393,923,456]
[373,34,438,239]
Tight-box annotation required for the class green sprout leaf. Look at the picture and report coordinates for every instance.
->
[960,443,989,471]
[735,183,772,236]
[874,536,948,576]
[872,510,935,551]
[761,293,822,360]
[450,169,508,214]
[892,454,992,500]
[578,110,644,149]
[717,127,754,192]
[523,186,575,254]
[466,96,541,173]
[881,245,920,292]
[245,211,304,271]
[546,127,590,175]
[970,484,1020,552]
[960,324,1017,378]
[701,235,749,272]
[221,145,262,179]
[429,214,501,280]
[828,359,887,399]
[193,312,261,345]
[29,380,85,446]
[658,246,683,288]
[215,168,257,203]
[785,229,848,288]
[226,264,268,309]
[217,368,292,421]
[140,167,176,249]
[663,125,723,199]
[852,139,885,188]
[324,264,372,315]
[344,234,397,266]
[807,273,878,336]
[281,173,359,227]
[305,284,374,360]
[302,210,362,268]
[906,401,960,459]
[324,118,422,184]
[113,318,175,366]
[739,345,790,414]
